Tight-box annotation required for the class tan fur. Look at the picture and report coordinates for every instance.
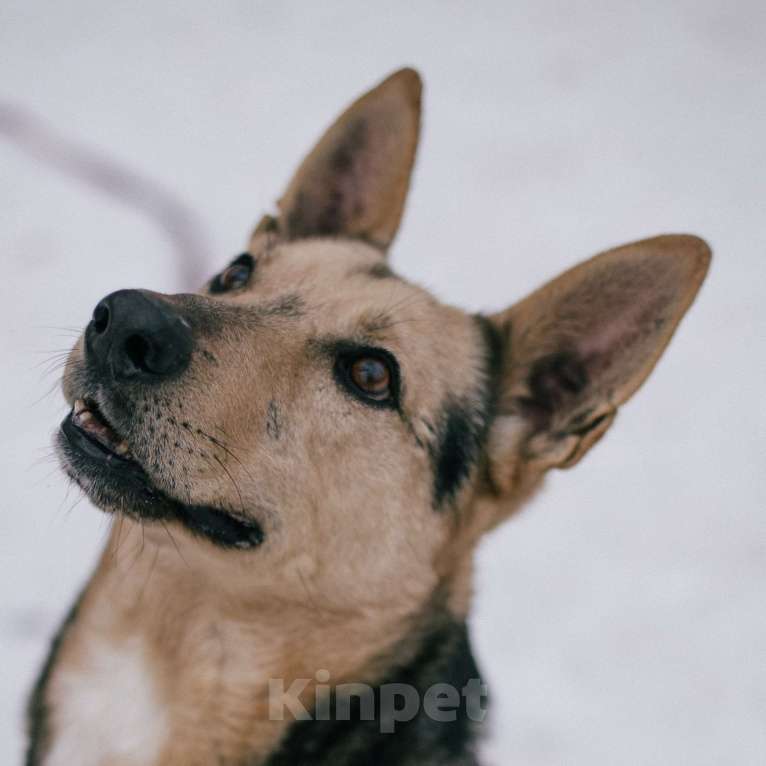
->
[44,68,710,764]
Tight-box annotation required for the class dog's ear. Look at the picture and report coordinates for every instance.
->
[263,68,422,251]
[485,235,711,491]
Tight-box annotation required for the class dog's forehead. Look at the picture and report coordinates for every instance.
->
[251,239,408,303]
[257,239,390,285]
[246,239,467,337]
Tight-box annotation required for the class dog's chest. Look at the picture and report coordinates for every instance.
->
[43,635,168,766]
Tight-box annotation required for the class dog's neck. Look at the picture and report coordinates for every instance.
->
[35,518,483,766]
[263,616,482,766]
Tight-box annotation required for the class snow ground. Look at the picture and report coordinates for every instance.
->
[1,1,765,763]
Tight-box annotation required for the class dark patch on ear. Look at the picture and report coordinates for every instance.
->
[315,188,345,237]
[285,191,310,240]
[266,400,282,439]
[330,117,367,173]
[286,119,369,240]
[431,317,505,507]
[519,351,588,428]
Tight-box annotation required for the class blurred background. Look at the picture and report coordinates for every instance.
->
[1,1,765,763]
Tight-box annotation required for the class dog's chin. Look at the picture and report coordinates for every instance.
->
[57,400,265,550]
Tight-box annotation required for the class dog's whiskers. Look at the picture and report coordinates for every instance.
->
[296,564,323,617]
[109,514,127,561]
[134,539,160,608]
[211,453,245,514]
[160,520,190,569]
[196,427,255,483]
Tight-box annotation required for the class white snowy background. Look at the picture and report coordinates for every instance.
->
[2,1,765,763]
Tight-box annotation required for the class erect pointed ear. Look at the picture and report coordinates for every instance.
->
[265,68,422,251]
[486,235,711,489]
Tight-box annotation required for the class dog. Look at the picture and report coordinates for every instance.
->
[26,68,710,766]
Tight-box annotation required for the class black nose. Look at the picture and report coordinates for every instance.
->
[87,289,193,381]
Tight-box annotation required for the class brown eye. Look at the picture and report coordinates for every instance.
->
[335,347,400,408]
[350,357,391,399]
[210,253,254,294]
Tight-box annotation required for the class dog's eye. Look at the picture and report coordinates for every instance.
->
[210,254,254,294]
[351,357,390,398]
[335,348,399,408]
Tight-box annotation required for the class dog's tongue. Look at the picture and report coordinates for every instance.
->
[72,399,132,458]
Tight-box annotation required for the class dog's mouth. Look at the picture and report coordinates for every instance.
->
[67,397,136,463]
[58,397,264,550]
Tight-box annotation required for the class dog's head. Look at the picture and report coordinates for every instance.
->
[58,69,709,623]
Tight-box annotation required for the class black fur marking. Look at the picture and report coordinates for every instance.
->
[26,591,84,766]
[367,262,396,279]
[477,314,506,392]
[432,404,480,506]
[431,316,504,507]
[264,619,484,766]
[266,400,282,439]
[348,262,398,281]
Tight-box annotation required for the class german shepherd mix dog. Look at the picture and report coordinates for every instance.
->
[27,69,710,765]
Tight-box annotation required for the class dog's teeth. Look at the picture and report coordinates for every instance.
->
[70,397,133,460]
